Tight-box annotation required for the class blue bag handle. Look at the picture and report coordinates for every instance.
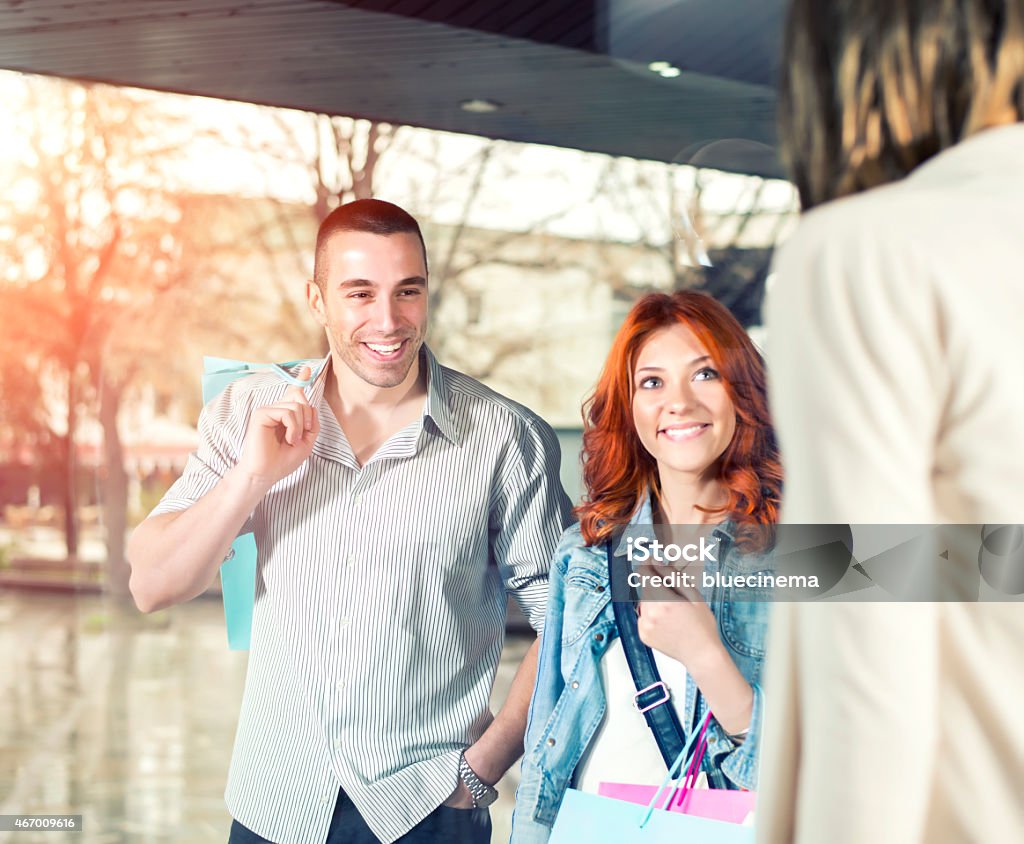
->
[203,357,326,391]
[639,712,712,828]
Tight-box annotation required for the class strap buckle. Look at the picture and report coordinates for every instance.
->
[633,680,671,714]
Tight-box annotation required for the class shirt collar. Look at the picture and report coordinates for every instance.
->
[305,344,461,447]
[909,123,1024,187]
[420,345,460,446]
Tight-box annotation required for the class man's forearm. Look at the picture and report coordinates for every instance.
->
[126,466,270,613]
[464,635,541,784]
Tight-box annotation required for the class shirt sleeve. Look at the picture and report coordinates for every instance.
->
[488,415,574,634]
[149,382,251,518]
[705,681,764,790]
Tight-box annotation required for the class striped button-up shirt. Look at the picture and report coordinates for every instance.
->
[151,347,572,843]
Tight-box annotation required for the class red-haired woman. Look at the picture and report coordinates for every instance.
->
[512,290,781,842]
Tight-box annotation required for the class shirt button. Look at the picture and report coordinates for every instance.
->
[346,555,356,568]
[352,493,362,505]
[339,617,351,628]
[321,794,332,806]
[336,680,347,692]
[547,738,556,747]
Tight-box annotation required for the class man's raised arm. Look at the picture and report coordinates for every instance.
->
[127,369,319,613]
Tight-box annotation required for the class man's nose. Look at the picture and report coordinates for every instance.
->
[370,297,400,334]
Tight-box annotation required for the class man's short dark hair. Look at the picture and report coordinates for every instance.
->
[313,198,427,288]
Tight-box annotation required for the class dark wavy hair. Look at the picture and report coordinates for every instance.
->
[779,0,1024,210]
[576,291,782,551]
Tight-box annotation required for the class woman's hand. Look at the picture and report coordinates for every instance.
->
[635,563,754,735]
[636,592,724,674]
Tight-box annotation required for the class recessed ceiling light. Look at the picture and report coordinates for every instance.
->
[460,99,501,113]
[648,61,671,72]
[659,67,681,78]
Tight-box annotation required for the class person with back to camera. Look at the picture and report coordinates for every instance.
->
[759,1,1024,842]
[127,198,573,844]
[512,290,782,842]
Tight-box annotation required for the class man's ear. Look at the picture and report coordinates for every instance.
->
[306,279,327,326]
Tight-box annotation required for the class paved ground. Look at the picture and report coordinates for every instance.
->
[0,591,529,844]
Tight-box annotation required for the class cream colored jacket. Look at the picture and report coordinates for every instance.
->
[761,123,1024,843]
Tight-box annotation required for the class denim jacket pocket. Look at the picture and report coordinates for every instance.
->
[720,586,770,660]
[560,572,609,645]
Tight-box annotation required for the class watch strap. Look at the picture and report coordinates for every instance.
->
[458,752,497,807]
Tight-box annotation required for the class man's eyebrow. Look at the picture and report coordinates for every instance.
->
[336,276,427,289]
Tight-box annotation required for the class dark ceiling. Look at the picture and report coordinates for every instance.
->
[0,0,787,177]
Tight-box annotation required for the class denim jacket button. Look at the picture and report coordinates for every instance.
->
[571,681,579,689]
[594,633,604,642]
[547,738,556,747]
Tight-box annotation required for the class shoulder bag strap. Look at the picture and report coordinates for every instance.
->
[606,539,688,768]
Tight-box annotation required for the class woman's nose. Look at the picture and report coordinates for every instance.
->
[666,383,696,413]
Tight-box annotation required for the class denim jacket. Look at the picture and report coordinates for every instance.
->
[511,495,770,843]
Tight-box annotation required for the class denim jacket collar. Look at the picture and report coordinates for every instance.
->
[612,490,736,557]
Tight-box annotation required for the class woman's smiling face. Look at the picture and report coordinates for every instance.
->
[631,323,737,484]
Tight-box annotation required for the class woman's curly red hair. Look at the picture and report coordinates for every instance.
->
[576,291,782,550]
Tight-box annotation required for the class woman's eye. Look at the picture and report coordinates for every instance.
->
[638,376,662,389]
[694,367,720,381]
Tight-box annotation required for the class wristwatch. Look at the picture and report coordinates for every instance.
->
[457,752,499,808]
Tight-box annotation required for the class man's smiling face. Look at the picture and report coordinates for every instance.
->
[308,229,428,389]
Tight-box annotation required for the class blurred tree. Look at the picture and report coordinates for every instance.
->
[0,77,247,595]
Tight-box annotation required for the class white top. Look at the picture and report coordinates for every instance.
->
[760,124,1024,844]
[575,637,707,792]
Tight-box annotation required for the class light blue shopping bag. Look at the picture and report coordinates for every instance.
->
[201,356,324,650]
[549,714,755,843]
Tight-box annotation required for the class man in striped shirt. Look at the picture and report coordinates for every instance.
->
[127,199,573,844]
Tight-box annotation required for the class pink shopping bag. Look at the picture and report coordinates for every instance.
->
[596,783,756,824]
[598,713,757,825]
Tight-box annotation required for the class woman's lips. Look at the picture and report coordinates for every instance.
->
[659,423,710,442]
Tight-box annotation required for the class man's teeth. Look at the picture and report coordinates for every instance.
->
[366,342,402,353]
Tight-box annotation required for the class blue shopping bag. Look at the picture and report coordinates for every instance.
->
[549,713,754,843]
[201,356,324,650]
[551,791,753,843]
